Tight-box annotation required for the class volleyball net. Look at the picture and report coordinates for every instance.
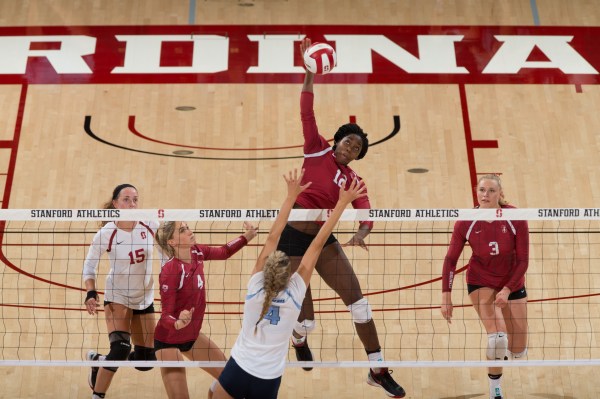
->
[0,208,599,369]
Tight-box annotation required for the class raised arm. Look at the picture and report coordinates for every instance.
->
[251,169,311,275]
[201,222,258,261]
[296,178,367,285]
[300,38,315,93]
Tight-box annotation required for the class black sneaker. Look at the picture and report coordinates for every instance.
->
[86,350,101,390]
[292,340,313,371]
[366,368,406,398]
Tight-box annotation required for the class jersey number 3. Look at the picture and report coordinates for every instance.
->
[263,305,281,325]
[489,241,499,256]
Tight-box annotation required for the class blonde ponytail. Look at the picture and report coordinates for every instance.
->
[254,251,291,334]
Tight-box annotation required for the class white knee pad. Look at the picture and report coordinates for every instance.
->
[347,298,373,324]
[509,347,528,359]
[486,332,508,360]
[294,319,316,337]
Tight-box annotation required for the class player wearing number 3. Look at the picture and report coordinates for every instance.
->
[213,169,365,399]
[441,174,530,399]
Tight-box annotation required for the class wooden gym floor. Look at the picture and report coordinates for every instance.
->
[0,1,599,398]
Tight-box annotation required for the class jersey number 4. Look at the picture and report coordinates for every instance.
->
[263,305,281,325]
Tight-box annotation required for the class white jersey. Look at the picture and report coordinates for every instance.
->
[230,271,307,379]
[82,221,158,310]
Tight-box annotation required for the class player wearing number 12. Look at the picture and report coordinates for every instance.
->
[213,169,365,399]
[274,38,405,398]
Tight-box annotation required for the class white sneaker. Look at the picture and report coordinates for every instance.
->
[490,385,503,399]
[86,350,100,390]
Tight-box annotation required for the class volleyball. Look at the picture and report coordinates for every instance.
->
[303,42,337,75]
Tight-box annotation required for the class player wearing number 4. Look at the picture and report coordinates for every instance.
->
[153,220,257,398]
[441,175,530,399]
[273,37,405,398]
[212,169,364,399]
[83,184,159,399]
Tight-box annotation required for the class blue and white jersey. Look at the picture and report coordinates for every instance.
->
[230,271,307,379]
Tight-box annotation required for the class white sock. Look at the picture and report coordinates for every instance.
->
[488,375,502,398]
[210,380,217,393]
[291,335,306,346]
[368,351,384,373]
[489,374,502,386]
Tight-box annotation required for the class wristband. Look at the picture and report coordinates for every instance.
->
[85,290,98,303]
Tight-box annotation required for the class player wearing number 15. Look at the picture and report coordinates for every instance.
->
[441,175,530,399]
[82,184,159,399]
[213,169,366,399]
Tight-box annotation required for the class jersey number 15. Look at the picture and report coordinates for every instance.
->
[128,249,145,265]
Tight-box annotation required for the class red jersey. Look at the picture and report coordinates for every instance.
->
[297,91,373,229]
[155,236,247,344]
[442,207,529,293]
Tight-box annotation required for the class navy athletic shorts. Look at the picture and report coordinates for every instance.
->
[218,356,282,399]
[276,223,337,257]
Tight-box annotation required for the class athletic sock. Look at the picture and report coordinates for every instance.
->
[291,335,306,346]
[367,350,384,373]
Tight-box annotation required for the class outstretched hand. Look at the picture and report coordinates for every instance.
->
[343,234,369,251]
[242,221,258,242]
[300,37,312,56]
[284,168,312,200]
[300,37,315,77]
[338,178,367,205]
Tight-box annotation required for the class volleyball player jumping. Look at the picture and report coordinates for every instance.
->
[274,38,406,398]
[214,169,366,399]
